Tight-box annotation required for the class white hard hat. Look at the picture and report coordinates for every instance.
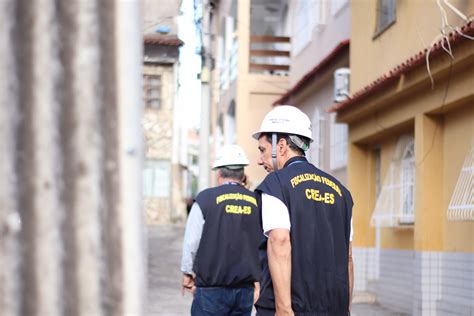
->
[252,105,313,141]
[212,144,249,170]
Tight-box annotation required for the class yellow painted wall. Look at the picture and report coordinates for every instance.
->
[381,228,414,249]
[414,114,444,251]
[347,82,473,252]
[349,143,376,248]
[351,0,474,92]
[347,0,474,253]
[349,88,473,252]
[443,103,474,252]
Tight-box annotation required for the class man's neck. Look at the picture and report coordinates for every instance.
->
[279,150,302,169]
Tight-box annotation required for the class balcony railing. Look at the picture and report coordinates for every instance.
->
[249,35,290,75]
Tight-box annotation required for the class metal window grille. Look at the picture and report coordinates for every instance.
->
[447,140,474,221]
[371,135,415,227]
[331,0,348,16]
[313,0,326,30]
[400,141,415,223]
[330,113,348,170]
[143,160,171,198]
[144,74,161,109]
[308,109,325,167]
[218,36,226,94]
[229,39,238,82]
[292,0,312,55]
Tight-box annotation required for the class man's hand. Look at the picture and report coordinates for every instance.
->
[181,273,196,296]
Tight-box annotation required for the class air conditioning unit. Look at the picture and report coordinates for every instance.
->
[334,68,350,102]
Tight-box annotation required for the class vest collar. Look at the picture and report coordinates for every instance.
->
[223,181,241,186]
[283,156,307,168]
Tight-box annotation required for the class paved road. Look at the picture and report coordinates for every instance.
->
[352,302,406,316]
[147,224,404,316]
[147,224,193,315]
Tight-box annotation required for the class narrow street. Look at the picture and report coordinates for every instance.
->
[147,224,404,316]
[147,225,193,315]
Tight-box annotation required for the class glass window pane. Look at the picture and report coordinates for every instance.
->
[147,99,160,108]
[143,160,170,197]
[143,74,161,108]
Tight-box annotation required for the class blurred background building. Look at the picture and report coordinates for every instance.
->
[198,0,351,188]
[142,0,187,224]
[198,0,291,188]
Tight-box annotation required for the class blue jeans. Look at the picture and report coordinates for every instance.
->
[191,287,254,316]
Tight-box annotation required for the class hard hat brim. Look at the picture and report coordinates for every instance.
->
[252,130,313,142]
[212,164,247,170]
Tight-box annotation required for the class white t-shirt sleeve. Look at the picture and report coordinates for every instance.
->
[350,217,353,241]
[261,193,291,237]
[261,193,354,241]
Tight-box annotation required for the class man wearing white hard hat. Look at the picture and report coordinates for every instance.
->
[181,144,261,315]
[252,105,354,315]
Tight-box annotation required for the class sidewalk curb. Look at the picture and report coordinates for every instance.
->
[352,291,377,304]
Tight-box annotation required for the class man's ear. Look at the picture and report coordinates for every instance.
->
[278,138,287,154]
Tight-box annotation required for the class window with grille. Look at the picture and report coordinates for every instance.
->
[374,0,396,37]
[400,141,415,223]
[224,101,236,145]
[331,0,348,16]
[313,0,326,30]
[371,135,415,227]
[144,74,162,109]
[143,160,170,198]
[308,108,325,167]
[292,0,325,55]
[447,141,474,221]
[330,113,348,170]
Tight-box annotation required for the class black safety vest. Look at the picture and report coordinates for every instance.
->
[193,183,261,288]
[255,156,353,315]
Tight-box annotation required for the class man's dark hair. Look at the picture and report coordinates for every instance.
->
[262,133,310,156]
[219,167,245,181]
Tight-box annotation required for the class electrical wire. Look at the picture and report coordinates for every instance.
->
[416,58,453,168]
[427,0,473,88]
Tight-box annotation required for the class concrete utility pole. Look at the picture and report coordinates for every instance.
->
[0,1,145,315]
[198,5,212,191]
